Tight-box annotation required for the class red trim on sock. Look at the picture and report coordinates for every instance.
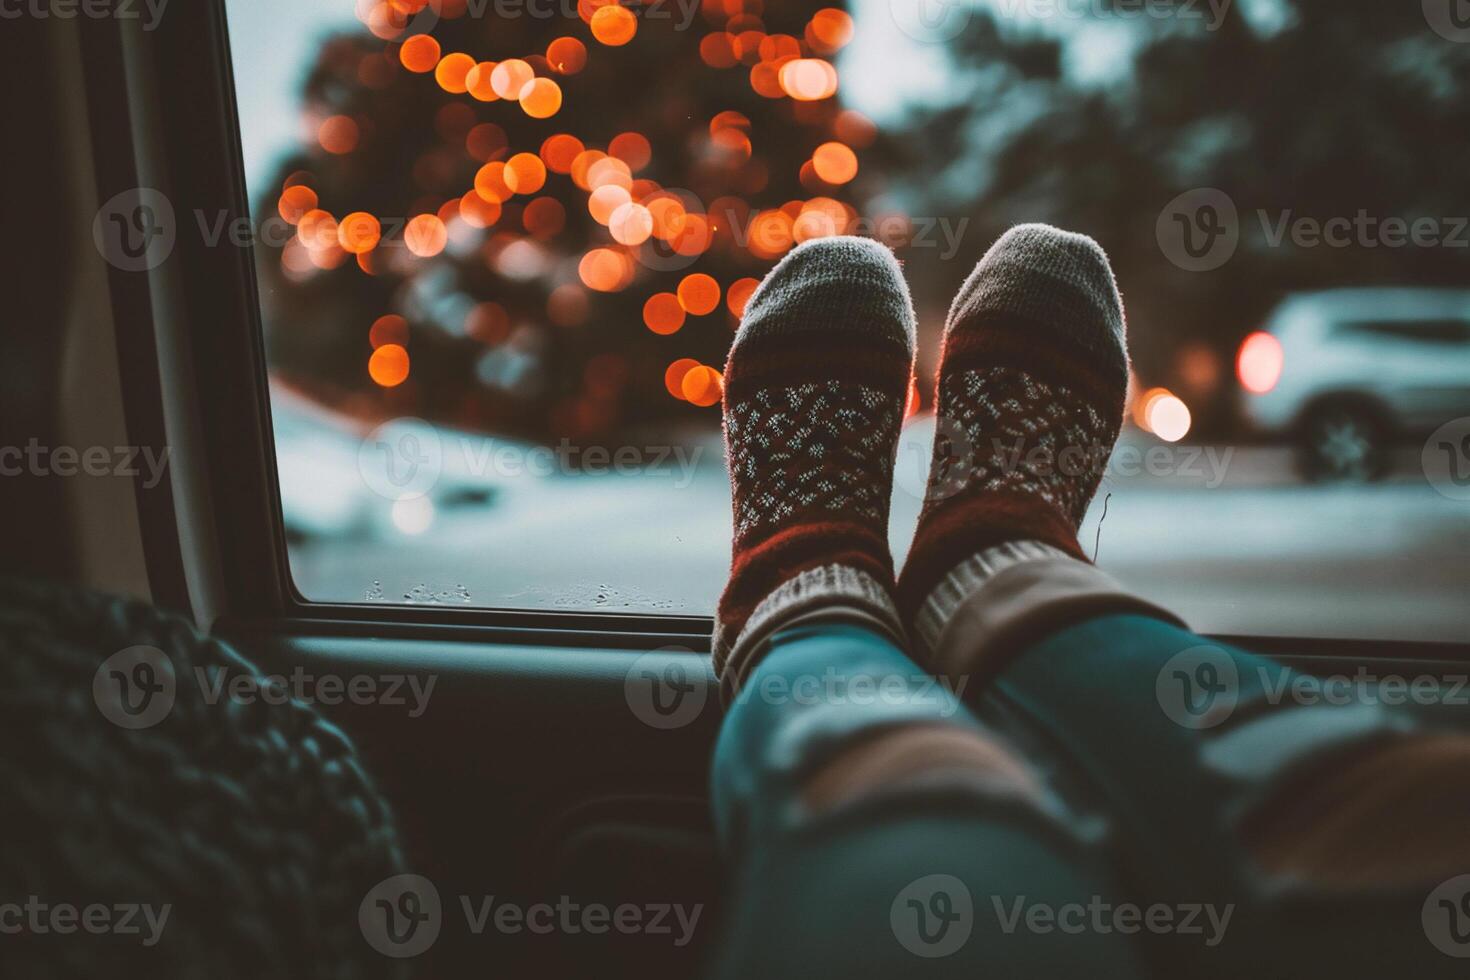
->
[898,490,1087,624]
[720,521,894,639]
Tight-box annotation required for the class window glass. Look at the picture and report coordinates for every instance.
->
[225,0,1470,640]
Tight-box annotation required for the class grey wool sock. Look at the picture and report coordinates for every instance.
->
[898,223,1135,664]
[713,236,917,700]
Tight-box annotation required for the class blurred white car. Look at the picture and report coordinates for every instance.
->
[1237,288,1470,480]
[270,384,536,543]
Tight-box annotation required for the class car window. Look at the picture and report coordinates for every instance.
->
[223,0,1470,641]
[1338,320,1470,344]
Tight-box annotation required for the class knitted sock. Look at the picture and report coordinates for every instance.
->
[897,224,1130,659]
[714,236,916,698]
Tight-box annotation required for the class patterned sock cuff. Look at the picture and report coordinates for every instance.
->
[714,563,905,702]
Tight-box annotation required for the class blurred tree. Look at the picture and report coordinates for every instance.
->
[884,0,1470,433]
[253,0,874,445]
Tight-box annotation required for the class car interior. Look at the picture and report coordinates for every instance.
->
[4,1,1468,976]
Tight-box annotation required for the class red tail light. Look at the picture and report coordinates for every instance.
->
[1237,331,1283,394]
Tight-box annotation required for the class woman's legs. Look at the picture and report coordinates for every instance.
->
[709,620,1145,979]
[705,235,1144,977]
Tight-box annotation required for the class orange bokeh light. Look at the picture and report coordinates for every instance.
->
[590,4,636,45]
[779,59,837,101]
[540,134,584,173]
[338,211,382,254]
[404,214,448,257]
[518,77,563,118]
[807,8,854,52]
[399,34,441,73]
[369,313,409,349]
[569,148,607,190]
[546,36,588,74]
[608,132,652,172]
[681,365,723,407]
[505,152,547,194]
[297,209,338,249]
[277,185,318,224]
[474,160,514,202]
[490,59,534,99]
[609,202,654,245]
[676,273,721,315]
[578,247,633,291]
[586,156,633,192]
[459,190,502,228]
[318,115,360,154]
[727,276,759,318]
[643,293,686,335]
[465,61,500,101]
[434,52,476,94]
[588,184,632,225]
[522,196,566,239]
[368,343,411,387]
[812,141,858,184]
[664,357,700,399]
[699,32,738,68]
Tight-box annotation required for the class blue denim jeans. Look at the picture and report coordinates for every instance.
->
[709,615,1457,977]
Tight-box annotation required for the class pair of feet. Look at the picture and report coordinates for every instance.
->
[715,225,1132,697]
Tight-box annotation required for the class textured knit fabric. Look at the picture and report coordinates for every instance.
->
[897,224,1131,635]
[713,236,916,696]
[919,545,1185,684]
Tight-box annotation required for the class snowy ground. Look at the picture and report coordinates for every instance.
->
[283,411,1469,645]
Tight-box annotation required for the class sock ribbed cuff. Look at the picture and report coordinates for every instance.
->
[912,540,1075,657]
[714,563,905,702]
[914,541,1185,679]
